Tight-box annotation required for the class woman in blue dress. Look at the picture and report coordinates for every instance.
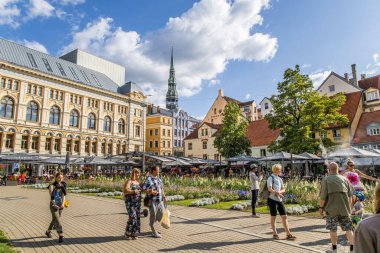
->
[123,168,141,239]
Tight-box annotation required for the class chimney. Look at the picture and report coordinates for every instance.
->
[351,64,357,86]
[157,106,160,113]
[361,73,366,80]
[344,73,349,82]
[218,89,224,97]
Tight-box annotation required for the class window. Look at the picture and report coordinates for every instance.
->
[5,133,13,149]
[13,81,18,90]
[31,136,39,150]
[26,101,39,122]
[202,141,207,149]
[59,92,63,100]
[214,154,219,161]
[107,143,112,155]
[174,140,177,146]
[320,132,327,139]
[1,78,5,88]
[214,108,216,114]
[69,110,79,127]
[201,129,204,136]
[50,90,53,99]
[163,129,166,136]
[149,129,153,136]
[32,86,37,95]
[69,66,79,80]
[45,137,51,151]
[205,129,208,136]
[104,116,111,132]
[42,58,52,72]
[368,128,380,136]
[155,141,158,148]
[6,80,11,89]
[56,62,67,76]
[163,141,165,148]
[21,135,28,150]
[149,141,153,148]
[168,130,171,137]
[328,85,335,92]
[332,129,341,138]
[49,106,60,125]
[155,129,159,135]
[168,141,170,148]
[27,53,38,68]
[74,140,80,152]
[178,140,181,147]
[174,129,177,136]
[92,141,97,153]
[66,139,72,152]
[54,138,60,152]
[38,87,42,96]
[88,113,96,130]
[101,142,106,154]
[367,91,379,101]
[85,141,90,153]
[80,70,90,83]
[0,96,14,118]
[203,154,208,160]
[260,149,266,157]
[118,119,125,134]
[135,126,141,137]
[188,143,192,150]
[265,103,269,110]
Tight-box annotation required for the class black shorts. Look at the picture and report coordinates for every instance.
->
[268,198,286,216]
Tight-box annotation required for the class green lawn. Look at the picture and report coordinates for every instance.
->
[0,230,17,253]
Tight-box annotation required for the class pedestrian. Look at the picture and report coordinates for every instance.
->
[249,164,263,218]
[354,182,380,253]
[351,191,365,229]
[123,168,142,240]
[46,172,66,243]
[341,160,380,192]
[267,164,296,240]
[142,165,167,238]
[320,162,355,253]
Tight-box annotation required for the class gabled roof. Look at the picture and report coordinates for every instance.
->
[238,100,255,106]
[0,38,120,93]
[352,110,380,144]
[358,75,380,90]
[317,71,361,92]
[246,119,280,147]
[184,122,222,140]
[327,91,362,129]
[223,96,242,104]
[259,97,270,105]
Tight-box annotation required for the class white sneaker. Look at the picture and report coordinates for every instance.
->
[252,214,260,218]
[152,231,161,238]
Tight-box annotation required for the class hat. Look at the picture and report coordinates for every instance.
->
[250,164,258,169]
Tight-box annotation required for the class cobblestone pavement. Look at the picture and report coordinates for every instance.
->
[0,186,352,253]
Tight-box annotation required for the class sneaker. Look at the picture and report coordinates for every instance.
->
[152,232,161,238]
[142,209,149,217]
[58,236,64,243]
[325,249,337,253]
[252,214,260,218]
[45,231,52,238]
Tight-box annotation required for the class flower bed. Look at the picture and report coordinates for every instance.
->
[190,198,219,207]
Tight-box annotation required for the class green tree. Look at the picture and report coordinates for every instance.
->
[214,102,251,158]
[266,65,349,154]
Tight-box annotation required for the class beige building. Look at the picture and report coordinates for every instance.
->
[317,66,361,96]
[0,38,146,157]
[203,89,259,124]
[184,122,222,161]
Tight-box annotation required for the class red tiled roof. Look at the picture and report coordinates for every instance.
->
[238,100,255,106]
[246,119,280,147]
[358,75,380,90]
[352,110,380,144]
[327,91,362,129]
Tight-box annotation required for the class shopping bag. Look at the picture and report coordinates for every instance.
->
[64,199,70,208]
[160,207,171,229]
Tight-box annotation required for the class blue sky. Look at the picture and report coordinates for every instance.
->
[1,0,380,119]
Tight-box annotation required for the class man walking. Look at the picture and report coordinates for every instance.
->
[320,162,355,253]
[249,164,263,217]
[142,166,167,238]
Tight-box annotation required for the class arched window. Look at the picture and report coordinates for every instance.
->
[49,106,60,125]
[104,116,111,132]
[69,110,79,127]
[118,119,125,134]
[88,113,96,130]
[0,96,14,118]
[26,101,39,122]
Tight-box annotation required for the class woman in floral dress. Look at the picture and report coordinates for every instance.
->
[123,168,141,239]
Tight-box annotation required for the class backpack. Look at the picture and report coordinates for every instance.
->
[260,175,274,201]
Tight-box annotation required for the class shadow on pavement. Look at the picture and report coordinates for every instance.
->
[72,212,127,218]
[172,215,249,225]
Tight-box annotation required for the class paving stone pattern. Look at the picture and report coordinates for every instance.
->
[0,186,351,253]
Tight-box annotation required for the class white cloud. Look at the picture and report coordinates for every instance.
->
[194,114,205,121]
[26,0,55,19]
[20,40,49,53]
[60,0,278,106]
[364,53,380,76]
[208,79,220,87]
[309,70,331,88]
[301,64,311,69]
[0,0,21,28]
[58,0,85,5]
[245,93,251,99]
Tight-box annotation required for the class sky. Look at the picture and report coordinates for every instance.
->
[1,0,380,120]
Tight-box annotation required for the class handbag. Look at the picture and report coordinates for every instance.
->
[143,195,152,207]
[64,199,70,208]
[161,206,171,229]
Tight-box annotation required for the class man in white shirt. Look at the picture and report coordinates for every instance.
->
[249,164,263,218]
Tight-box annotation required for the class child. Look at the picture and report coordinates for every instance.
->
[351,191,365,229]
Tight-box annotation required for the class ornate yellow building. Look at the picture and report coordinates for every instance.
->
[0,39,147,157]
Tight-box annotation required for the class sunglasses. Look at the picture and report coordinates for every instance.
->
[348,164,355,167]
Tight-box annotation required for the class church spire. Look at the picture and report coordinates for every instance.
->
[166,46,178,111]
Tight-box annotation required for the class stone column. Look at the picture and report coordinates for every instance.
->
[27,135,32,153]
[13,132,22,153]
[0,132,6,153]
[88,141,92,156]
[79,140,86,156]
[39,135,47,154]
[61,137,67,155]
[50,137,55,154]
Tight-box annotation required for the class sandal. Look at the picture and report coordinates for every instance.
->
[286,234,296,240]
[273,234,280,240]
[124,232,132,240]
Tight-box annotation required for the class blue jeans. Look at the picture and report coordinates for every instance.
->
[251,190,259,215]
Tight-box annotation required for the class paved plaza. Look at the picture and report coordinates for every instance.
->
[0,186,352,253]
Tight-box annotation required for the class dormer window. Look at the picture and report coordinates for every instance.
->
[367,91,379,101]
[367,123,380,135]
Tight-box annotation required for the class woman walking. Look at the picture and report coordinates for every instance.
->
[267,164,296,240]
[123,168,142,239]
[249,164,263,218]
[46,172,66,243]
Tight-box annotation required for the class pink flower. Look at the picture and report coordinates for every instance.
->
[347,172,359,185]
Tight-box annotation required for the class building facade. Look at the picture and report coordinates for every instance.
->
[145,106,173,156]
[247,119,280,157]
[0,39,146,157]
[183,122,222,160]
